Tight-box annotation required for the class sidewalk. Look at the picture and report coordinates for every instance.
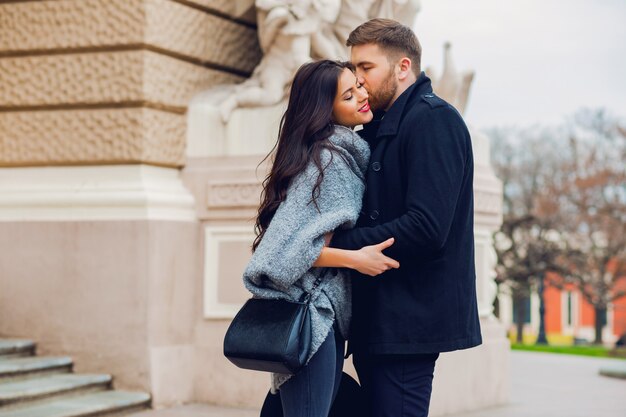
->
[447,351,626,417]
[128,351,626,417]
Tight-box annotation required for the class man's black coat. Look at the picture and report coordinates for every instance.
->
[331,73,482,355]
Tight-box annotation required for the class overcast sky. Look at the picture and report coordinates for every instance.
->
[414,0,626,129]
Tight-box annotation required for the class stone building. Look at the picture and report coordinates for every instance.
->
[0,1,509,415]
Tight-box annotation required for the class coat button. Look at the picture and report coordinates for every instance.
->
[371,162,381,172]
[370,210,379,220]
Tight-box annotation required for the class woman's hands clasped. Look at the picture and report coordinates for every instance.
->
[353,238,399,276]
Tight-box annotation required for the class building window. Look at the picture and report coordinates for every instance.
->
[566,291,573,326]
[562,290,579,333]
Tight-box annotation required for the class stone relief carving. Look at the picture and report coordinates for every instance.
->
[313,0,422,60]
[206,182,261,208]
[219,0,342,121]
[219,0,422,121]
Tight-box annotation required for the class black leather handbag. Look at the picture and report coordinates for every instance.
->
[223,277,322,375]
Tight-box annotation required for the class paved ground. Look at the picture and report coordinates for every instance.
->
[446,351,626,417]
[128,351,626,417]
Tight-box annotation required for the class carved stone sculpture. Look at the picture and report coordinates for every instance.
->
[219,0,422,121]
[219,0,341,122]
[426,42,475,115]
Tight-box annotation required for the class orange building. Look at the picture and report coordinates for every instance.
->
[500,273,626,345]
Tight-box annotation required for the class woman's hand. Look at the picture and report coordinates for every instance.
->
[353,238,400,276]
[313,237,399,275]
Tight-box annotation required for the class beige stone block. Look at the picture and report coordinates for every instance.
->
[0,108,186,167]
[144,52,244,109]
[0,50,243,110]
[0,0,261,74]
[149,345,195,406]
[1,52,144,107]
[145,0,261,73]
[0,221,152,391]
[0,0,145,51]
[193,321,268,407]
[183,0,257,24]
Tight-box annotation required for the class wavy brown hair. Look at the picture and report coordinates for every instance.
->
[252,60,355,251]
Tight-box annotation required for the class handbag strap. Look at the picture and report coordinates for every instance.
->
[300,268,327,304]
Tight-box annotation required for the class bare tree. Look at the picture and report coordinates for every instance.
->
[551,109,626,344]
[491,127,564,343]
[490,109,626,345]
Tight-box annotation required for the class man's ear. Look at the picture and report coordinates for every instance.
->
[397,57,412,81]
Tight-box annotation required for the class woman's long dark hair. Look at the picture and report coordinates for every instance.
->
[252,60,355,251]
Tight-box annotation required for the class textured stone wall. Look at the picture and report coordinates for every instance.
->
[0,0,261,167]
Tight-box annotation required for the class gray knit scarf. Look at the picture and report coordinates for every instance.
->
[243,125,370,391]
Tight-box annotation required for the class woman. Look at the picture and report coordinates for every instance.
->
[243,60,399,417]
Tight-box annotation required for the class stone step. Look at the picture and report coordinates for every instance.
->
[0,341,35,360]
[0,374,112,407]
[0,357,72,382]
[0,391,151,417]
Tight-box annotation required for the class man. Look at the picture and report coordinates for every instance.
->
[330,19,482,417]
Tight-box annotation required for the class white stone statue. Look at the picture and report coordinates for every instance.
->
[370,0,421,26]
[220,0,422,121]
[314,0,421,60]
[426,42,475,115]
[219,0,341,122]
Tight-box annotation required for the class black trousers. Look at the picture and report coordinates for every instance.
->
[353,352,439,417]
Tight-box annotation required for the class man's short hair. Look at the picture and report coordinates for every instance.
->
[347,18,422,76]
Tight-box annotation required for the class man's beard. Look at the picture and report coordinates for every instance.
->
[368,69,398,112]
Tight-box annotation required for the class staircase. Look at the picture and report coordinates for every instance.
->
[0,339,150,417]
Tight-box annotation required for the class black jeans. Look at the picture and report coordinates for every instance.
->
[280,326,345,417]
[353,352,439,417]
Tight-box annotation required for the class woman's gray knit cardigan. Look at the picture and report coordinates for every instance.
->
[243,125,370,392]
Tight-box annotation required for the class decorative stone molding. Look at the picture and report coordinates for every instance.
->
[474,229,499,318]
[473,189,503,217]
[0,165,196,221]
[206,181,261,208]
[0,0,261,75]
[182,155,267,221]
[0,108,185,167]
[0,51,243,111]
[203,225,255,318]
[471,127,503,230]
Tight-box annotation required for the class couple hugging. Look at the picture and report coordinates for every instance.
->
[241,18,481,417]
